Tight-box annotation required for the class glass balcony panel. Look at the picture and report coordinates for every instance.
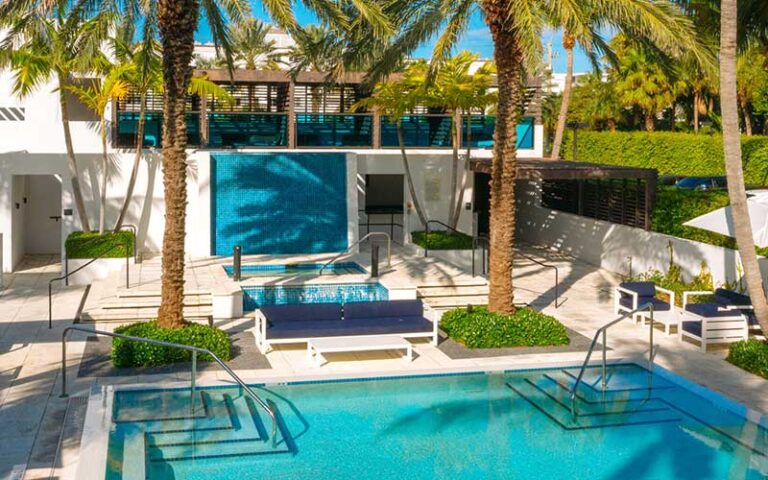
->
[296,114,373,147]
[116,112,201,147]
[460,116,535,149]
[380,115,453,148]
[208,113,288,148]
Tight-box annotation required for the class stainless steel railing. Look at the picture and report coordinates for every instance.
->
[569,303,655,417]
[60,326,279,445]
[318,232,392,275]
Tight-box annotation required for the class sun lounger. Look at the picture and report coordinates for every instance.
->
[252,300,438,354]
[614,282,676,327]
[680,289,750,351]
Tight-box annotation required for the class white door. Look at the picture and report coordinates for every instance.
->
[24,175,62,254]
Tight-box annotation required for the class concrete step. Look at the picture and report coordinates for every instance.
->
[421,295,489,309]
[81,306,213,323]
[116,288,212,299]
[100,295,212,310]
[417,286,489,297]
[417,281,488,289]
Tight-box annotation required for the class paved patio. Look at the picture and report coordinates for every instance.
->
[1,249,767,480]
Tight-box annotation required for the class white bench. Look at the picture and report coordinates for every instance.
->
[307,335,413,366]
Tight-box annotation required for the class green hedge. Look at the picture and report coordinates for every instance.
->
[66,231,135,259]
[562,131,768,186]
[440,306,569,348]
[112,321,232,367]
[727,340,768,380]
[412,230,474,250]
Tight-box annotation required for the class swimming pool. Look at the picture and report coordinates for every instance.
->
[104,363,768,479]
[241,282,389,310]
[225,262,367,279]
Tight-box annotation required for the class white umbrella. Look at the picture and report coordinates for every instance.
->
[683,192,768,248]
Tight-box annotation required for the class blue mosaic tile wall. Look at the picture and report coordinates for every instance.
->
[211,152,349,255]
[242,283,389,310]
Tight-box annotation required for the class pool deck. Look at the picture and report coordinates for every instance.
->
[1,249,767,479]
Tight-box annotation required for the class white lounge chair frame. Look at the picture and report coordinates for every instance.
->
[614,284,676,327]
[680,291,749,352]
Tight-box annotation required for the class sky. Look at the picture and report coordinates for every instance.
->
[197,6,593,74]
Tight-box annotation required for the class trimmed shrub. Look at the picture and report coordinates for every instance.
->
[66,231,135,259]
[626,263,715,307]
[111,321,232,367]
[727,340,768,380]
[412,230,474,250]
[651,187,735,248]
[562,131,768,186]
[440,306,569,348]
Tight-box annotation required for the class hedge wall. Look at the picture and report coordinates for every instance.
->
[66,231,135,259]
[561,131,768,186]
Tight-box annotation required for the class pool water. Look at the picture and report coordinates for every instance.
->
[241,282,389,310]
[225,262,366,279]
[106,364,768,479]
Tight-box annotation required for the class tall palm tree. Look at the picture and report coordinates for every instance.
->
[353,66,430,228]
[0,3,112,232]
[286,24,342,76]
[426,51,495,229]
[231,18,280,69]
[736,42,768,136]
[67,61,132,234]
[365,0,707,313]
[720,0,768,333]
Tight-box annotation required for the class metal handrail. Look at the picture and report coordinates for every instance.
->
[517,252,560,308]
[49,241,130,329]
[118,224,138,262]
[569,302,655,417]
[60,326,279,446]
[424,220,468,258]
[318,232,392,275]
[471,234,489,277]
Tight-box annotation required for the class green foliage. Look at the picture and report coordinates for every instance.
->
[412,230,474,250]
[626,259,714,306]
[440,306,569,348]
[65,231,134,259]
[727,340,768,380]
[562,131,768,186]
[111,321,232,367]
[651,187,736,248]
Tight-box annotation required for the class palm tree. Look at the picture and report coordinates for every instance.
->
[286,24,342,76]
[365,0,707,313]
[0,4,112,232]
[231,18,280,69]
[352,67,429,228]
[720,0,768,333]
[736,42,768,136]
[67,61,132,234]
[426,51,495,229]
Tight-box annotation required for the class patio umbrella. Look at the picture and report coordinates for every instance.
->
[683,192,768,248]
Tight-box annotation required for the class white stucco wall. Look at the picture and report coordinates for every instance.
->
[516,180,767,286]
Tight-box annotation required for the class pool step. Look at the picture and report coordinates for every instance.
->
[508,368,682,430]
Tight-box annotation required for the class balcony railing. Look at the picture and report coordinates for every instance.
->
[296,113,373,148]
[208,112,288,148]
[115,112,200,148]
[114,112,536,150]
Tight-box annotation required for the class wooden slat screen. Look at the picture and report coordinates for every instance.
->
[541,179,648,229]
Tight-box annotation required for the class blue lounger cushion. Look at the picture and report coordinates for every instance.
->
[261,303,342,324]
[684,303,743,318]
[267,317,433,340]
[713,289,751,307]
[682,321,702,337]
[344,299,424,320]
[618,282,671,311]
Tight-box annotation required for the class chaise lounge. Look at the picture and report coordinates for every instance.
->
[681,288,751,351]
[251,299,439,354]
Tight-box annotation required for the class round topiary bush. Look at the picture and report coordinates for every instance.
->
[440,306,569,348]
[111,321,232,367]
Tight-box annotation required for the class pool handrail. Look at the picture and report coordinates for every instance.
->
[569,302,655,418]
[318,232,391,275]
[59,325,279,446]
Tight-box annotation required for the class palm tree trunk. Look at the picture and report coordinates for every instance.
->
[157,0,199,329]
[58,75,91,232]
[448,110,461,227]
[550,33,574,160]
[720,0,768,333]
[115,93,147,231]
[740,98,753,136]
[99,118,108,234]
[483,7,524,314]
[450,112,472,229]
[644,113,655,131]
[397,123,427,228]
[693,91,700,133]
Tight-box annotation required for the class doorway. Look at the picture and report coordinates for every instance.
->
[362,174,405,242]
[22,175,62,255]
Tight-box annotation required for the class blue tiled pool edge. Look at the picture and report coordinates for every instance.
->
[241,282,389,310]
